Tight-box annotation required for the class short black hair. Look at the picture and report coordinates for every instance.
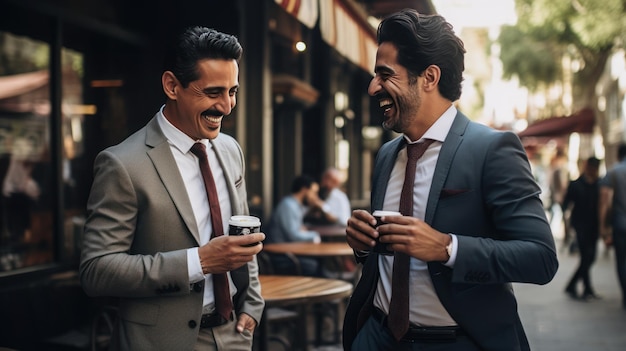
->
[164,26,242,88]
[376,9,465,101]
[290,175,316,194]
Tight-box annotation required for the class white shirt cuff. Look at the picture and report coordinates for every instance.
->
[443,234,458,267]
[187,247,205,284]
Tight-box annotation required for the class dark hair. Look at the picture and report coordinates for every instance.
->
[376,9,465,101]
[619,143,626,161]
[290,175,316,193]
[164,26,242,88]
[586,156,600,169]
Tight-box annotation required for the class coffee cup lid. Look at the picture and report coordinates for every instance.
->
[229,215,261,227]
[372,210,401,217]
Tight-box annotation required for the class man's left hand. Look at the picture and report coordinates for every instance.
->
[236,313,257,334]
[377,215,450,262]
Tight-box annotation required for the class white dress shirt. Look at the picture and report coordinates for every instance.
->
[321,188,352,225]
[157,106,236,313]
[373,105,459,326]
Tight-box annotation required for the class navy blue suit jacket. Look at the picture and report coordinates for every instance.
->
[343,112,558,351]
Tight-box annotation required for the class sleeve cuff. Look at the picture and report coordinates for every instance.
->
[443,234,458,267]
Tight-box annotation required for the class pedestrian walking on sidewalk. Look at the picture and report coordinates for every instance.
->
[563,156,602,300]
[600,143,626,310]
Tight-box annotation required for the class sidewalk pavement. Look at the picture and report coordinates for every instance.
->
[515,240,626,351]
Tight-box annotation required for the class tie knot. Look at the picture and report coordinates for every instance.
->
[407,139,434,161]
[190,142,207,158]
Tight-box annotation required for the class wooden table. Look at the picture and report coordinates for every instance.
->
[263,241,358,281]
[257,275,353,351]
[263,241,354,257]
[306,224,347,241]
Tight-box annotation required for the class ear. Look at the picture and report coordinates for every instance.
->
[162,71,179,100]
[422,65,441,92]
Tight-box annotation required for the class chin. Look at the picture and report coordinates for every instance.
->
[204,129,221,140]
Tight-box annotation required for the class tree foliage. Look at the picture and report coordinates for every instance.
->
[498,0,625,108]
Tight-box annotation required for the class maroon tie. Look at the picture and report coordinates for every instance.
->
[387,139,435,341]
[190,142,233,321]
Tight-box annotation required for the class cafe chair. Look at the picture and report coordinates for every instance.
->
[256,251,301,350]
[90,305,118,351]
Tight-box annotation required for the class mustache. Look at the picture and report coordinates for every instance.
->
[375,92,391,100]
[201,109,222,117]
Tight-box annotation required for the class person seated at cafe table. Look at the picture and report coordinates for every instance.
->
[264,174,323,276]
[305,167,351,226]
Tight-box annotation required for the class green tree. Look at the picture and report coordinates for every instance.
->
[498,0,625,117]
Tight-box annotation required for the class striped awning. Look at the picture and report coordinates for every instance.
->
[274,0,377,74]
[274,0,319,29]
[319,0,377,74]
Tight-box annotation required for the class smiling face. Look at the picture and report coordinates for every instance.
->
[166,58,239,140]
[368,42,422,136]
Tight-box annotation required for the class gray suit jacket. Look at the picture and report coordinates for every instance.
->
[79,115,264,350]
[343,112,558,351]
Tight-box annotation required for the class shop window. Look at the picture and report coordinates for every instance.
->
[0,31,86,273]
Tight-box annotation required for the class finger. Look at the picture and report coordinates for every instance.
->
[352,209,377,226]
[346,227,377,250]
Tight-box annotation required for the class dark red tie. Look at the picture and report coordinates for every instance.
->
[387,139,435,341]
[190,142,233,321]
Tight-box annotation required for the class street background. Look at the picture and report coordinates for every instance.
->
[516,240,626,351]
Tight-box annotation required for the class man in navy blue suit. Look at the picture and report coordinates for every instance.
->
[343,10,558,351]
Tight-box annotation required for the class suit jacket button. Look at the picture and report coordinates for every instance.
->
[188,320,197,328]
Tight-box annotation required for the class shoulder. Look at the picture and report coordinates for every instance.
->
[98,125,150,161]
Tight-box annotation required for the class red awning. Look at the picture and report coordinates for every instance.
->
[517,108,595,138]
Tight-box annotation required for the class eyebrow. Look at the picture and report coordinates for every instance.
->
[374,65,394,75]
[201,84,239,93]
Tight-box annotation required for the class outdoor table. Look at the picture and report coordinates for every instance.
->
[263,241,359,281]
[306,224,347,241]
[257,274,353,351]
[263,241,354,257]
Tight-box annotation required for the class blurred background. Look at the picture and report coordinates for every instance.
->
[0,0,624,349]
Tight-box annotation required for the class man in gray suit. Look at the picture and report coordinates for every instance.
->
[80,27,265,350]
[343,10,558,351]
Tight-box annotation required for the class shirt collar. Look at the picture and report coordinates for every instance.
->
[157,105,210,153]
[403,105,457,145]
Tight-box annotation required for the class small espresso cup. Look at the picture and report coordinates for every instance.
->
[371,210,401,255]
[229,215,261,246]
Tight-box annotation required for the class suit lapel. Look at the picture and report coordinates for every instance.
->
[425,111,469,224]
[145,117,201,244]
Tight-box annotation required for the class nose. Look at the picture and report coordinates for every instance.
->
[216,93,235,116]
[368,77,381,97]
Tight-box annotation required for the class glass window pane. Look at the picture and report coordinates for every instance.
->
[0,31,53,272]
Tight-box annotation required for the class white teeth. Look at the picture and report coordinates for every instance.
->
[379,98,393,108]
[203,115,222,123]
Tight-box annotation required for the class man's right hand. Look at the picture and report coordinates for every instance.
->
[346,210,378,251]
[198,232,265,274]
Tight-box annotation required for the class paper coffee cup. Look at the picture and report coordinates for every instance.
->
[229,215,261,246]
[371,210,401,255]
